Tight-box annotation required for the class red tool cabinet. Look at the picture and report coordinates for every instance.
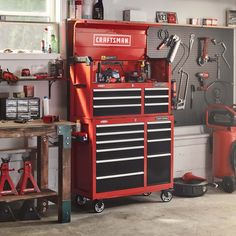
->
[68,20,174,212]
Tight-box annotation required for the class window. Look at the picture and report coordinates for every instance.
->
[0,0,56,22]
[0,0,59,53]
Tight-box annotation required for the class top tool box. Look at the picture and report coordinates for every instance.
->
[68,20,174,212]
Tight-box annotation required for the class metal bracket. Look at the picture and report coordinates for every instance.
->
[57,125,72,149]
[48,80,55,99]
[71,56,93,66]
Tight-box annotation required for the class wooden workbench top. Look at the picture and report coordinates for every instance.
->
[0,119,74,129]
[0,119,74,138]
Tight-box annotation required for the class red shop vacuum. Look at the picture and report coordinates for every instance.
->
[206,104,236,193]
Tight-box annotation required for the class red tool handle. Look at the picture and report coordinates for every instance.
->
[206,104,236,129]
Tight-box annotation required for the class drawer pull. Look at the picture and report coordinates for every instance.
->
[96,156,144,163]
[96,146,144,153]
[96,171,144,180]
[94,88,141,92]
[97,122,144,128]
[94,104,141,108]
[148,128,171,132]
[96,138,144,144]
[148,153,171,158]
[94,96,141,100]
[96,130,144,136]
[147,138,171,143]
[145,103,169,106]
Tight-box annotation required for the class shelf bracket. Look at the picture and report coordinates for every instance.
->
[48,80,55,99]
[57,125,72,149]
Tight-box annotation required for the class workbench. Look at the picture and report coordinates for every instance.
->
[0,120,73,223]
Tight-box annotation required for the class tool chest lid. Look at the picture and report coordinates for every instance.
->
[72,20,159,61]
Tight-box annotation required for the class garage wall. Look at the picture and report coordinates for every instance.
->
[0,0,235,191]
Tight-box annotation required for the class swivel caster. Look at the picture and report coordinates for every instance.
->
[143,192,152,196]
[75,195,87,206]
[222,176,236,193]
[160,190,173,202]
[92,200,105,213]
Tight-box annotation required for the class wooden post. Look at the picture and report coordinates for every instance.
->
[57,125,71,223]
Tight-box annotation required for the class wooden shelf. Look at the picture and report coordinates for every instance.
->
[160,22,234,30]
[0,189,57,203]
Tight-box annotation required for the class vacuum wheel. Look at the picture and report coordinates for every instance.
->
[222,176,236,193]
[75,195,87,206]
[92,200,105,213]
[160,190,173,202]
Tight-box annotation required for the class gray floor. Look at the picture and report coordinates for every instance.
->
[2,188,236,236]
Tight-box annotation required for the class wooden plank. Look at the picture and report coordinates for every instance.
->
[0,189,57,203]
[58,133,71,223]
[37,136,49,190]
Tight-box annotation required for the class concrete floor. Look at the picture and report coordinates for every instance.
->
[1,187,236,236]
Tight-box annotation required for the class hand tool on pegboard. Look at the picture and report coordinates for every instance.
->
[157,29,181,63]
[173,34,195,110]
[211,39,231,69]
[195,72,209,91]
[17,157,40,195]
[190,85,196,109]
[197,37,210,66]
[0,157,18,196]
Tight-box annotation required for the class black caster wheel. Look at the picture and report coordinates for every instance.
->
[160,190,173,202]
[92,200,105,213]
[143,192,152,196]
[75,195,87,206]
[222,176,236,193]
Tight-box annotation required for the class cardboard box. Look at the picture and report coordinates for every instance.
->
[123,10,147,22]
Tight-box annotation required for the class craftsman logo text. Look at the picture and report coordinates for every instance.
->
[93,34,131,47]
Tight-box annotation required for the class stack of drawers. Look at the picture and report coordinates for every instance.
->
[0,98,40,120]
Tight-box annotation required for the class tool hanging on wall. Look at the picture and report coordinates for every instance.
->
[211,39,231,69]
[157,29,181,63]
[157,29,192,110]
[197,37,210,66]
[190,85,196,109]
[195,72,209,91]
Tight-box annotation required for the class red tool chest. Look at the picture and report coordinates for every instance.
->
[68,20,174,212]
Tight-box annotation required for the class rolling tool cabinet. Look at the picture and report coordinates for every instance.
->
[68,19,174,212]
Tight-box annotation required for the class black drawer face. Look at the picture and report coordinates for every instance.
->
[96,148,144,161]
[144,88,169,114]
[147,156,171,185]
[96,159,144,177]
[93,89,141,116]
[148,131,171,140]
[147,141,171,155]
[96,174,144,193]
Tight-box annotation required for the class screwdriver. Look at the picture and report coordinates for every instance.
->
[190,85,195,109]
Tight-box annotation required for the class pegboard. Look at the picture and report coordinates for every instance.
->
[147,26,234,126]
